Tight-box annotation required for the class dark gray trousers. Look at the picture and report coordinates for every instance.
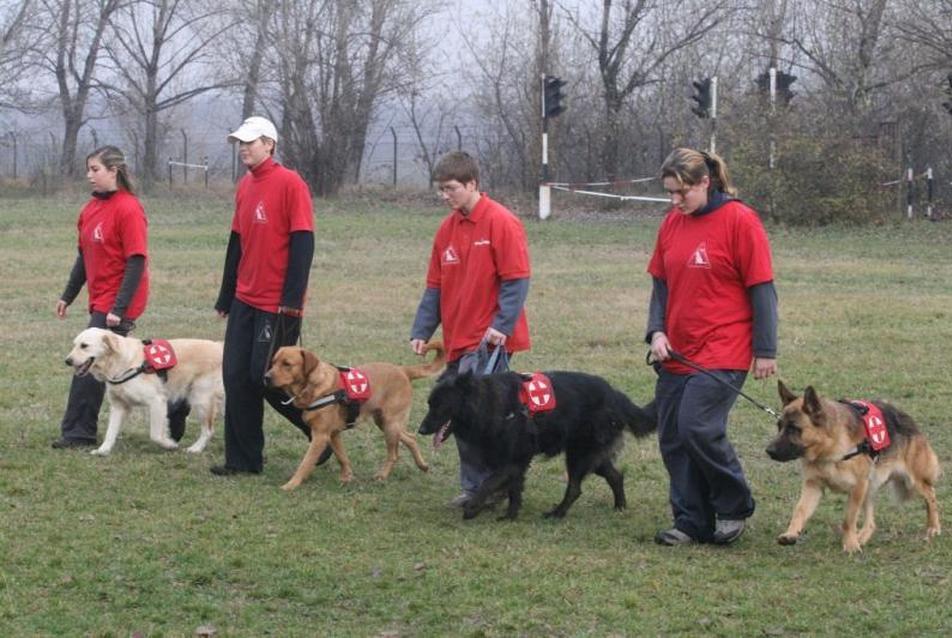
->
[58,312,134,442]
[220,299,312,472]
[655,369,755,541]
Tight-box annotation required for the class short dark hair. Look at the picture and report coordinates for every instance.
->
[433,151,479,185]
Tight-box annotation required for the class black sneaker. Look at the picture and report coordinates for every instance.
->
[712,518,746,545]
[654,528,697,546]
[51,437,97,449]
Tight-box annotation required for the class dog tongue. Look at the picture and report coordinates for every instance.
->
[433,422,450,450]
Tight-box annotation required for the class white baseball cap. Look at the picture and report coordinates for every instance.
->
[227,116,278,143]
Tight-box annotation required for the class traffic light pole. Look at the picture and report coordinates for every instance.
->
[540,114,551,220]
[540,74,551,220]
[710,77,718,154]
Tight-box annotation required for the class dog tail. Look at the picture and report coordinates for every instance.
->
[614,392,657,438]
[402,340,446,380]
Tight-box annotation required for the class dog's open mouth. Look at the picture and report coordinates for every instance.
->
[433,421,453,450]
[74,356,95,377]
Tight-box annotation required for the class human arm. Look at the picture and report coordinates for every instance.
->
[750,281,778,379]
[278,230,314,316]
[646,277,671,362]
[215,231,242,318]
[108,254,146,326]
[487,277,529,347]
[57,251,87,319]
[410,287,441,355]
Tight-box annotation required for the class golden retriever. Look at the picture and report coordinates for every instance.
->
[263,341,444,491]
[64,327,224,455]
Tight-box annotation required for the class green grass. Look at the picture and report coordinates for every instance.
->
[1,192,951,636]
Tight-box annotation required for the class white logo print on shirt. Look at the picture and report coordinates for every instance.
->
[442,246,460,264]
[687,242,711,268]
[92,222,104,243]
[254,201,267,223]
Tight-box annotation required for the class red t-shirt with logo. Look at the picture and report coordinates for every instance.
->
[76,190,149,319]
[231,157,314,313]
[647,200,773,374]
[425,194,531,362]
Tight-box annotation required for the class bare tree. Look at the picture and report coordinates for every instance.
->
[268,0,436,196]
[565,0,729,179]
[0,0,35,109]
[781,0,897,113]
[892,0,952,73]
[101,0,235,186]
[33,0,119,177]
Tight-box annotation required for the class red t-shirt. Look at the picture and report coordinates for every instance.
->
[647,200,773,374]
[426,194,531,362]
[231,157,314,313]
[77,190,149,319]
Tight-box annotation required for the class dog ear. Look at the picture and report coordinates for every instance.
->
[301,349,321,381]
[102,331,119,353]
[778,380,798,406]
[802,386,826,425]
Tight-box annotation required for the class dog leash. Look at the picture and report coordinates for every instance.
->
[646,349,779,419]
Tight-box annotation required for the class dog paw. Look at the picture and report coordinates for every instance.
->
[280,481,299,492]
[90,447,110,456]
[462,506,479,520]
[496,513,518,522]
[542,509,565,519]
[925,526,941,541]
[156,439,179,450]
[185,445,203,454]
[777,533,799,545]
[340,472,354,484]
[842,539,862,554]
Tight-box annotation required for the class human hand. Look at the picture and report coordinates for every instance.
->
[56,300,68,319]
[753,357,777,380]
[483,327,507,347]
[649,331,671,363]
[105,312,121,327]
[410,339,428,355]
[278,306,303,318]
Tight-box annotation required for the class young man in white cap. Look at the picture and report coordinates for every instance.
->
[211,115,323,476]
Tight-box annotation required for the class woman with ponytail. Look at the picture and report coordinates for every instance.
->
[52,146,151,449]
[645,147,778,546]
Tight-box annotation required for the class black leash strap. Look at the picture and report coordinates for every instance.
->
[646,349,779,419]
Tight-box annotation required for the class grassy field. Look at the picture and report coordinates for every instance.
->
[1,190,951,637]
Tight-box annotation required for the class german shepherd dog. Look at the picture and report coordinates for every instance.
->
[264,342,444,491]
[418,370,657,520]
[766,381,941,553]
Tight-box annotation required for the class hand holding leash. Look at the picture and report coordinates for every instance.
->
[648,331,671,363]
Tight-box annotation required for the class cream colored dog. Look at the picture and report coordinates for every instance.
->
[65,327,224,455]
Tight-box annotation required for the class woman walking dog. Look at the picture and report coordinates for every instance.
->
[645,147,778,546]
[53,145,152,449]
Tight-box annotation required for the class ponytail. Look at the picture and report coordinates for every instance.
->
[86,145,136,195]
[660,147,736,197]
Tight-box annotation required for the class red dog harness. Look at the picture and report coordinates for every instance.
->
[518,373,557,414]
[302,366,370,427]
[143,339,177,372]
[839,399,891,459]
[106,338,177,385]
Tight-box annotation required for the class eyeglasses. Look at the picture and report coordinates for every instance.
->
[437,183,466,195]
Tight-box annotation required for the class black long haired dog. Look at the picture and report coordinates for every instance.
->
[418,370,656,520]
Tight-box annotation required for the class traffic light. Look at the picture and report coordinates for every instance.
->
[943,72,952,115]
[543,75,567,119]
[691,78,712,118]
[776,71,796,105]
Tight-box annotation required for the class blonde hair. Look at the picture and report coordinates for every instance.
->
[87,145,135,194]
[660,147,736,197]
